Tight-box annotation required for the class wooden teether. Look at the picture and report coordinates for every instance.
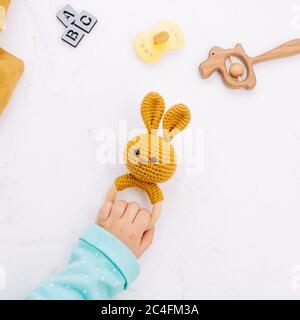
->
[199,39,300,90]
[105,185,162,231]
[106,92,191,229]
[134,21,184,62]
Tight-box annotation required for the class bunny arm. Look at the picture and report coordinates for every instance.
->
[115,174,163,204]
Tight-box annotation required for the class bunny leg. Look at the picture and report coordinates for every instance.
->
[115,174,163,204]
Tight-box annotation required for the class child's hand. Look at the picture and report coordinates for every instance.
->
[96,201,155,258]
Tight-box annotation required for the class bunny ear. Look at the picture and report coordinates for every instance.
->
[141,92,165,133]
[163,104,191,141]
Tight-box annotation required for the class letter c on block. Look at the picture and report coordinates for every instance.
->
[81,15,92,26]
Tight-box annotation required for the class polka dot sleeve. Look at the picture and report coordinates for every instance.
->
[25,225,140,300]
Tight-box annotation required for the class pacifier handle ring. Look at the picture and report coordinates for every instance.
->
[105,185,162,231]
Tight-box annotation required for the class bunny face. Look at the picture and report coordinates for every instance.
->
[125,133,177,184]
[123,92,191,184]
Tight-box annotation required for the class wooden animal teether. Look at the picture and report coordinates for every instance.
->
[199,39,300,90]
[0,0,24,113]
[134,21,184,62]
[105,92,191,229]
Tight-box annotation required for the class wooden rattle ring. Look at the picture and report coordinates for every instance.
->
[105,185,162,231]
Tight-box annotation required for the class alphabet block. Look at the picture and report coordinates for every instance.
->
[72,10,98,33]
[56,5,77,27]
[61,25,85,48]
[57,5,98,48]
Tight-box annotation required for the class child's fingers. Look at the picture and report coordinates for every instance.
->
[133,209,150,234]
[97,202,113,224]
[122,202,140,222]
[139,227,155,256]
[110,200,128,220]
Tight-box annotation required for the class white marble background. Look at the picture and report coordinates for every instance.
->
[1,0,300,300]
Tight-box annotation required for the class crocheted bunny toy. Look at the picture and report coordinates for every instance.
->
[0,0,24,113]
[106,92,191,228]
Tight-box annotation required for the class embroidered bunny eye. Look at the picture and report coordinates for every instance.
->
[134,149,140,156]
[150,156,158,164]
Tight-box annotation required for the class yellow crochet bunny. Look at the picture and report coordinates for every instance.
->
[0,0,24,113]
[106,92,191,229]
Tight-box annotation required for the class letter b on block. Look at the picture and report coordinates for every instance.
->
[61,26,85,48]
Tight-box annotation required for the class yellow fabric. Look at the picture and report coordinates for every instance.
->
[0,0,10,11]
[0,0,10,30]
[0,1,24,114]
[115,92,191,204]
[0,48,24,113]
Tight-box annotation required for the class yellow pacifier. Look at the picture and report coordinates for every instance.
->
[134,20,184,62]
[0,5,6,31]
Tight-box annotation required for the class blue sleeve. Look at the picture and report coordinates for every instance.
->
[25,225,140,300]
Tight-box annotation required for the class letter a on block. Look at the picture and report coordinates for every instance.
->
[56,4,78,27]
